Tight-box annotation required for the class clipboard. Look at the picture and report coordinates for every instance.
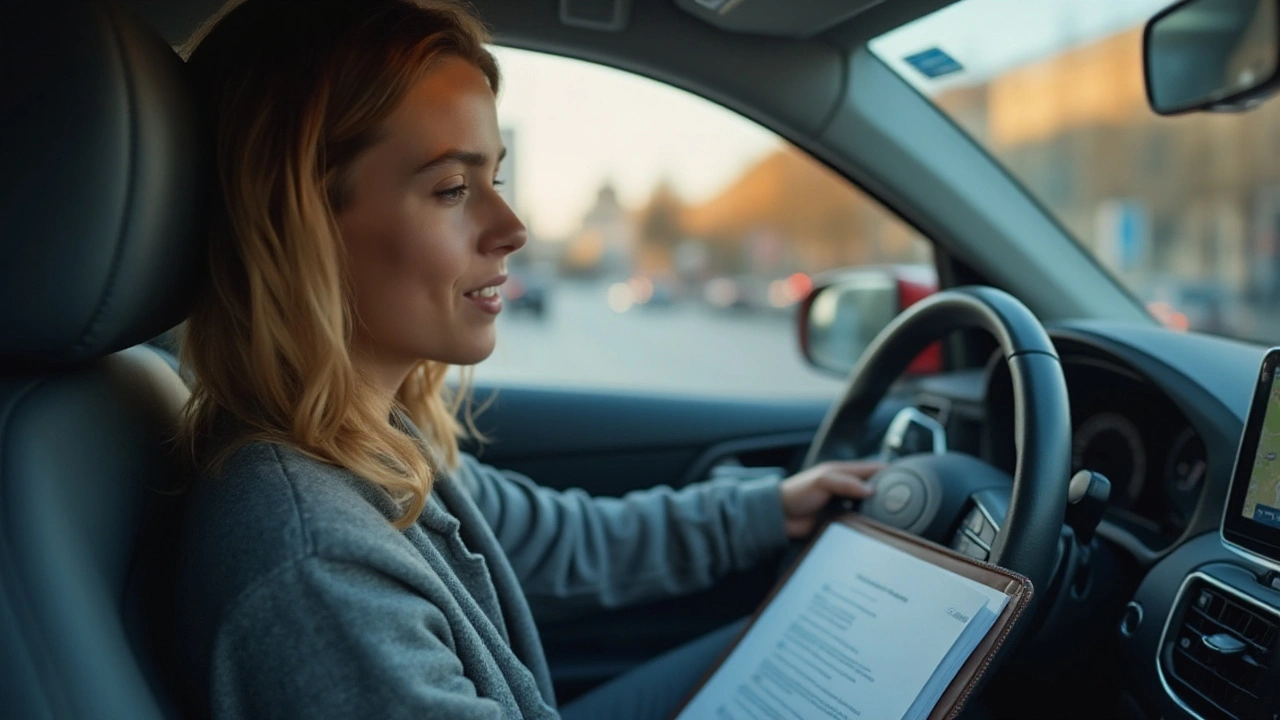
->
[670,513,1034,720]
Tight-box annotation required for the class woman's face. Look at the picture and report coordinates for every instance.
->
[336,56,525,391]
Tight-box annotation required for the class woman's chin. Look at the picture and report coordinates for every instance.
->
[454,351,494,366]
[407,328,497,366]
[447,337,497,366]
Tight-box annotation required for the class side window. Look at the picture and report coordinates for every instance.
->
[478,48,933,398]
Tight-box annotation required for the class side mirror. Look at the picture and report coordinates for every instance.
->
[797,266,940,377]
[1145,0,1280,114]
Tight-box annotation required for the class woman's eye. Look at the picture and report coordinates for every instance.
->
[493,178,505,188]
[436,184,469,202]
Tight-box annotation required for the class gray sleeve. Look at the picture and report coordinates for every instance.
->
[207,557,506,720]
[455,458,788,622]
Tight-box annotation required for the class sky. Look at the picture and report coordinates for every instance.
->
[490,46,780,240]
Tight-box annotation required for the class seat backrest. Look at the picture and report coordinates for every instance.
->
[0,3,209,718]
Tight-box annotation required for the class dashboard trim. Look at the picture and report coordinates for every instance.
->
[1154,570,1280,720]
[1219,533,1280,575]
[1154,572,1213,720]
[1096,519,1162,567]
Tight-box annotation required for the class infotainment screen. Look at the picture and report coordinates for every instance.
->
[1240,366,1280,528]
[1223,349,1280,567]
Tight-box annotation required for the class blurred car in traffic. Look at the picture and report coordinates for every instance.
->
[505,266,552,317]
[702,272,813,313]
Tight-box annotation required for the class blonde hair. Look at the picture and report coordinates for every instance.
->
[178,0,499,528]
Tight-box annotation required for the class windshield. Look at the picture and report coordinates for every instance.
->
[873,0,1280,343]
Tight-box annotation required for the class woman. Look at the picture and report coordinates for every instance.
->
[174,1,878,718]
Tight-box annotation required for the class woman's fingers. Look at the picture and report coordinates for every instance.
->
[817,470,876,499]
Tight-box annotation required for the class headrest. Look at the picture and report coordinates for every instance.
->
[0,2,209,367]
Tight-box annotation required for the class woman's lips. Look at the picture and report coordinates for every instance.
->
[464,283,503,315]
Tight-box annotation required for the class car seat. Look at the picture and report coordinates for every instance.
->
[0,2,210,718]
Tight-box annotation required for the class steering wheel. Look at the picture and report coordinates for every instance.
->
[804,286,1071,601]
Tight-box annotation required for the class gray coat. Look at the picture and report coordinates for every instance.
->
[175,421,788,719]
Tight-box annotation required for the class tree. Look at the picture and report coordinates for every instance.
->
[638,179,685,251]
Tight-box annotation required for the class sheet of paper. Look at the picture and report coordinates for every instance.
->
[675,523,1000,720]
[904,565,1010,719]
[903,603,996,720]
[911,571,1010,714]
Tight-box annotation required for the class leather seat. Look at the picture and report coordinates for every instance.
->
[0,3,209,718]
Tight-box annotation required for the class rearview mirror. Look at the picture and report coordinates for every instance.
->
[798,267,940,377]
[1145,0,1280,114]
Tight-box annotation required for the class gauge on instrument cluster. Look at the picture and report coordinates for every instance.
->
[1165,427,1207,519]
[1072,412,1146,508]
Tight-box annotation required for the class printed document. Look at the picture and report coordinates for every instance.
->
[675,523,1009,720]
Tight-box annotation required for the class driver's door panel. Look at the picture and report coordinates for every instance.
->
[462,384,906,698]
[465,386,826,492]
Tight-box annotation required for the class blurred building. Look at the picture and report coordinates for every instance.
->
[498,128,517,212]
[499,127,563,270]
[936,27,1280,323]
[681,147,928,275]
[563,183,635,277]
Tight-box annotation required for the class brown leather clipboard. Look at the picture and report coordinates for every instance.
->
[670,513,1034,720]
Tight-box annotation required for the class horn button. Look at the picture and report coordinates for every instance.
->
[864,469,928,529]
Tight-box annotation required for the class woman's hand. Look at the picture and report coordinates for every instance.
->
[779,461,883,539]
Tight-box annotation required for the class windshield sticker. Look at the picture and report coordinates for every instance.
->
[904,48,964,79]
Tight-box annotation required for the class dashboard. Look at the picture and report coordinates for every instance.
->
[901,320,1275,719]
[978,342,1212,550]
[1062,360,1207,535]
[950,320,1280,720]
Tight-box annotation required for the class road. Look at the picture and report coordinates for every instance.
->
[473,280,846,399]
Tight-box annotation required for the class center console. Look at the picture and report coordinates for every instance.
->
[1148,349,1280,719]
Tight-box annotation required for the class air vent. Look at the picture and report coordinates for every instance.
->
[1161,576,1279,719]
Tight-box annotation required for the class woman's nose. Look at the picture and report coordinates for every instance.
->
[485,196,528,256]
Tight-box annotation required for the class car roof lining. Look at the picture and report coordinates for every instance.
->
[128,0,865,153]
[125,0,959,143]
[129,0,951,48]
[670,0,888,38]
